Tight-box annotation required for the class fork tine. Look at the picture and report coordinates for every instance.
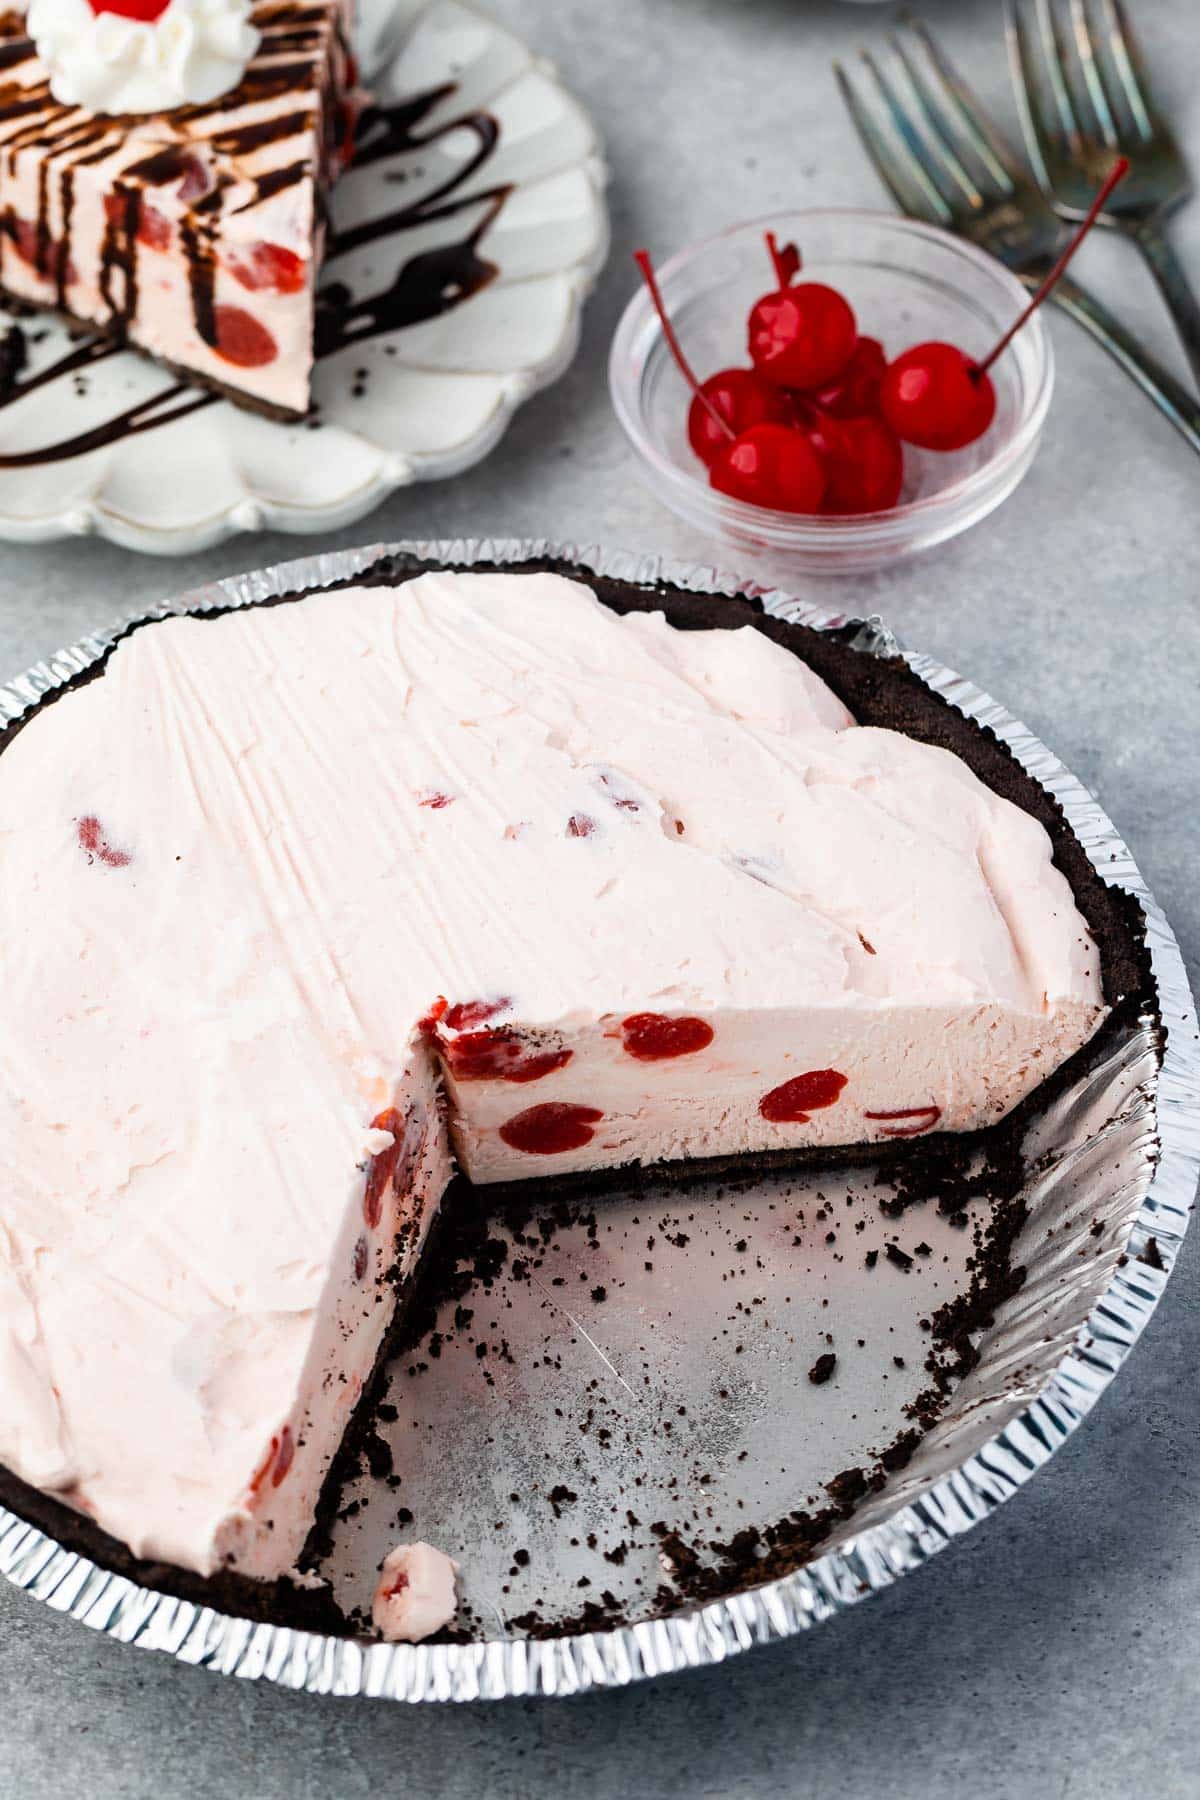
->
[881,35,986,207]
[1069,0,1119,148]
[1006,0,1065,188]
[1035,0,1082,144]
[905,17,1023,195]
[1104,0,1155,141]
[834,58,954,226]
[859,49,975,213]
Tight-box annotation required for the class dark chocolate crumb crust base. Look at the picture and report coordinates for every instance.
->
[0,553,1158,1638]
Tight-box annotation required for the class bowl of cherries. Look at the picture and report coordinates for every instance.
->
[609,209,1056,574]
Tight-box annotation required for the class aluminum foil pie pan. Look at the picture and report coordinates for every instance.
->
[0,538,1194,1703]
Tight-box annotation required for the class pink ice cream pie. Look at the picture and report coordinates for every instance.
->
[0,555,1146,1628]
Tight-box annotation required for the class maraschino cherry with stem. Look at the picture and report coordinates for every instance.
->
[634,247,826,511]
[882,157,1130,453]
[880,340,997,453]
[747,230,858,390]
[632,251,788,466]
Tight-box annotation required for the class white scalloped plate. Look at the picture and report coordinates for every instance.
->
[0,2,608,554]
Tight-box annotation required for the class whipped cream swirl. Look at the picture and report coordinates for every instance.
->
[27,0,260,116]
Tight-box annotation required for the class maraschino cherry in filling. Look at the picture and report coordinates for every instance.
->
[633,157,1129,519]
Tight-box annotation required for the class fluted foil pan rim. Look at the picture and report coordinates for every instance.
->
[0,537,1194,1703]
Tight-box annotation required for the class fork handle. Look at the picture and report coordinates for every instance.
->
[1129,222,1200,393]
[1048,273,1200,458]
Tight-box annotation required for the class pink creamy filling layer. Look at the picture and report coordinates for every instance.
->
[429,995,1097,1182]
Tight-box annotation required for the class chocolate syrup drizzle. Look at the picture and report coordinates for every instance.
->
[314,86,511,357]
[0,46,513,465]
[0,39,32,74]
[0,368,212,466]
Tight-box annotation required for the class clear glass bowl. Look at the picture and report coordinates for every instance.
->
[609,210,1054,575]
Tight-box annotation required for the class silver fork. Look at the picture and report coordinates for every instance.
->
[1008,0,1200,388]
[835,19,1200,457]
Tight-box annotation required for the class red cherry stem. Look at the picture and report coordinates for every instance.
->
[973,156,1130,380]
[633,249,735,440]
[765,230,801,289]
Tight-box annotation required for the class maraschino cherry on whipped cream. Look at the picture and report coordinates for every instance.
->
[27,0,260,114]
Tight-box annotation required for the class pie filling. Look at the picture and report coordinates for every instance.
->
[0,568,1106,1582]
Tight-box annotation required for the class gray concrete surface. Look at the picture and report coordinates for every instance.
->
[1,1,1197,1794]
